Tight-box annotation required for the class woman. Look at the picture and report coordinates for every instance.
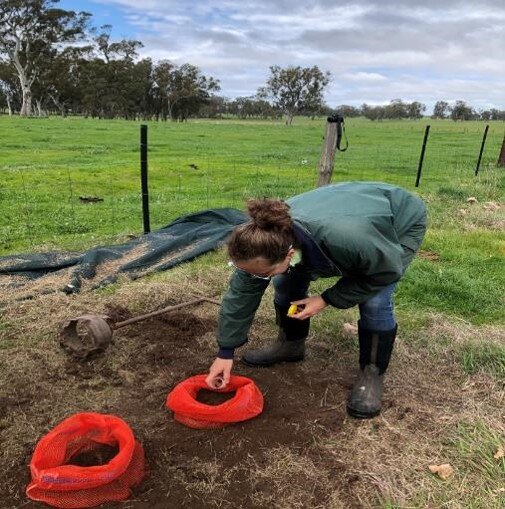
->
[206,181,427,419]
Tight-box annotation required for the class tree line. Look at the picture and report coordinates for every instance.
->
[1,1,503,123]
[339,100,505,122]
[0,1,331,122]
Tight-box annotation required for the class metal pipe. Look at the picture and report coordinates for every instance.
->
[115,297,220,328]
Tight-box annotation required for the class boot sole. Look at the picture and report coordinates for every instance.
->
[346,405,381,419]
[241,356,304,367]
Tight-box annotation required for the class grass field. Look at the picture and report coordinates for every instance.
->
[1,116,503,253]
[0,116,504,508]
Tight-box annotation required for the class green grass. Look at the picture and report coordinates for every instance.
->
[398,228,504,324]
[460,341,505,378]
[0,116,503,509]
[1,115,504,327]
[1,116,503,250]
[438,421,505,508]
[381,421,505,509]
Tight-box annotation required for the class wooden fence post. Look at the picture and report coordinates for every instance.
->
[497,133,505,167]
[316,116,339,187]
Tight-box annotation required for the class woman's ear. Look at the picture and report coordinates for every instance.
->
[287,247,296,260]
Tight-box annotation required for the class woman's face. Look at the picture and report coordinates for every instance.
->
[233,248,295,280]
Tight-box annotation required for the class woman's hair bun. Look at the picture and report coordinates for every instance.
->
[246,199,292,230]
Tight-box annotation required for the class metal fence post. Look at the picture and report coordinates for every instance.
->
[475,124,489,176]
[140,124,150,234]
[415,125,430,187]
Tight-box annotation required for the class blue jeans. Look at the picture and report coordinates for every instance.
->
[273,272,397,332]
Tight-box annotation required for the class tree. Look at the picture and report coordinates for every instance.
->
[489,108,505,121]
[480,110,491,121]
[334,105,361,117]
[407,101,426,119]
[151,60,175,120]
[92,25,143,63]
[450,100,475,121]
[258,65,330,125]
[0,60,20,115]
[432,100,449,119]
[77,32,149,120]
[33,45,86,116]
[154,61,221,122]
[0,0,89,116]
[226,96,280,119]
[361,103,385,121]
[199,95,228,118]
[384,99,408,119]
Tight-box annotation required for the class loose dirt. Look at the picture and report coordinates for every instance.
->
[0,300,503,508]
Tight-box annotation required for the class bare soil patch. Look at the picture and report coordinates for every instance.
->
[418,249,440,262]
[0,291,503,508]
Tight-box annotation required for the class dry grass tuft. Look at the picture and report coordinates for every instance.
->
[248,446,339,509]
[458,200,505,231]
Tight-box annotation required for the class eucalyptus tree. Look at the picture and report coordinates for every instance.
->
[450,100,476,121]
[36,46,91,116]
[0,0,89,115]
[407,101,426,119]
[0,60,20,115]
[258,65,330,125]
[432,100,450,119]
[77,27,148,119]
[166,63,220,121]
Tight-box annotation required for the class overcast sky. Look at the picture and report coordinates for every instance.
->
[60,0,505,112]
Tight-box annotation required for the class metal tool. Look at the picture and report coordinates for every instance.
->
[60,297,220,360]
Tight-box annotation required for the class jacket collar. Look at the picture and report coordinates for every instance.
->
[292,221,340,273]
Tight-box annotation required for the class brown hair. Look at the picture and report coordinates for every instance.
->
[228,198,295,264]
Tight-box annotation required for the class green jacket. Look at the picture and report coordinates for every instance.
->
[217,182,427,351]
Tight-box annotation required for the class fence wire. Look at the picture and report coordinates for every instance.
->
[1,122,503,255]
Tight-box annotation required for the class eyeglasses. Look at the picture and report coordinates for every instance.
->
[227,245,293,280]
[227,261,272,280]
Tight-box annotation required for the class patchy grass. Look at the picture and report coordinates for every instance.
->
[1,249,504,508]
[0,116,504,508]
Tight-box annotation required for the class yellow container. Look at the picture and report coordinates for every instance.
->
[287,304,298,316]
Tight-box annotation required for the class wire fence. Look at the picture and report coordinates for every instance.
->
[1,119,503,255]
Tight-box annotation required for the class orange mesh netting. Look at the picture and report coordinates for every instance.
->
[26,412,146,508]
[166,374,264,429]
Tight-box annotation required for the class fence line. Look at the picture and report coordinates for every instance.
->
[1,123,503,255]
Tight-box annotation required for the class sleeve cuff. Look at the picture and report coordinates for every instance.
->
[321,289,352,309]
[217,347,235,359]
[321,290,336,306]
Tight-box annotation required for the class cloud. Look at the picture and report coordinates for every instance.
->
[341,72,388,82]
[89,0,505,109]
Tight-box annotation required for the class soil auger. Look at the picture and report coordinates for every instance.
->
[60,296,220,360]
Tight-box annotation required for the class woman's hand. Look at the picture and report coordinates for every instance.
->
[205,358,233,389]
[289,296,327,320]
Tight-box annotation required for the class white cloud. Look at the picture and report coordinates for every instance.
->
[92,0,505,109]
[341,72,388,82]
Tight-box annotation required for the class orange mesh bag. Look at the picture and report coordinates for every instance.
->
[26,412,146,508]
[166,374,264,429]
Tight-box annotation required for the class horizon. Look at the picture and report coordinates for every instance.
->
[58,0,505,112]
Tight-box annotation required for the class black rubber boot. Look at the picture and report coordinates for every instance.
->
[241,304,310,367]
[346,322,397,419]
